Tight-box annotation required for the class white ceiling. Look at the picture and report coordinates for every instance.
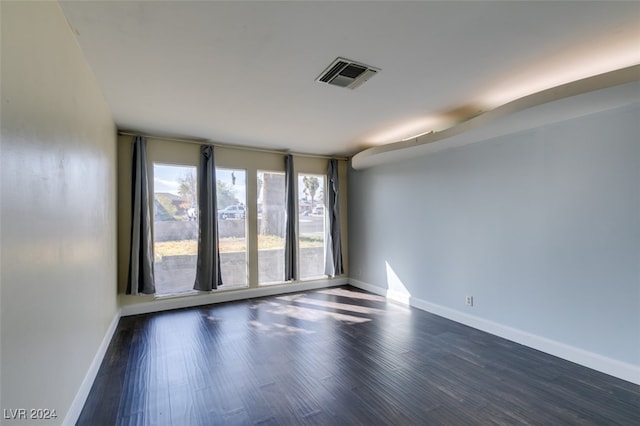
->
[59,1,640,157]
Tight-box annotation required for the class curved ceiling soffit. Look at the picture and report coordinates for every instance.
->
[351,65,640,170]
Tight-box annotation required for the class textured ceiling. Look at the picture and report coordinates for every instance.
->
[59,1,640,156]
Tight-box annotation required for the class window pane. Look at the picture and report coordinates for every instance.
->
[257,171,285,285]
[298,174,326,280]
[217,168,247,288]
[153,164,198,295]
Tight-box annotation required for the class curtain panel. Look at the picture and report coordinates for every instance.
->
[194,145,223,291]
[284,154,298,281]
[325,159,344,277]
[126,135,156,295]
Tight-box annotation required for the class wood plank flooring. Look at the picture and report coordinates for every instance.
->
[78,286,640,425]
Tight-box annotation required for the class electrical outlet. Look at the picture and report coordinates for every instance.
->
[466,296,473,306]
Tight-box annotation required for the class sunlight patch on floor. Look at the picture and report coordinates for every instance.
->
[318,287,387,302]
[277,295,385,315]
[250,320,315,336]
[267,302,371,324]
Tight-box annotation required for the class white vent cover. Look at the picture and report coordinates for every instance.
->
[316,57,380,89]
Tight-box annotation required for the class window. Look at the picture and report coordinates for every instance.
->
[216,168,247,288]
[257,170,286,285]
[298,174,326,280]
[122,138,346,300]
[153,163,198,295]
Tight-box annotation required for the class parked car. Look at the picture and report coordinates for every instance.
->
[218,204,245,220]
[312,205,324,215]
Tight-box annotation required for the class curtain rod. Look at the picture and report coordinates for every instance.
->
[117,131,349,161]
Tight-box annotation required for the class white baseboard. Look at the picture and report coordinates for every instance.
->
[349,279,640,385]
[63,309,122,426]
[121,277,348,317]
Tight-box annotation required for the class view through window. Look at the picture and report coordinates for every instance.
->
[217,168,248,288]
[298,174,326,280]
[257,171,285,284]
[152,165,329,293]
[153,163,198,295]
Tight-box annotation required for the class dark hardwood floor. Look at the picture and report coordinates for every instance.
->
[78,286,640,425]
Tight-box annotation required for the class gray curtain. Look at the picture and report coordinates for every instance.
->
[284,154,298,281]
[126,136,156,294]
[325,159,344,277]
[194,145,223,291]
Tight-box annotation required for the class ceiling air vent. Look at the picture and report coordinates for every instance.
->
[316,57,380,89]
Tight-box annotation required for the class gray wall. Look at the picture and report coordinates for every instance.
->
[348,103,639,367]
[1,2,118,422]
